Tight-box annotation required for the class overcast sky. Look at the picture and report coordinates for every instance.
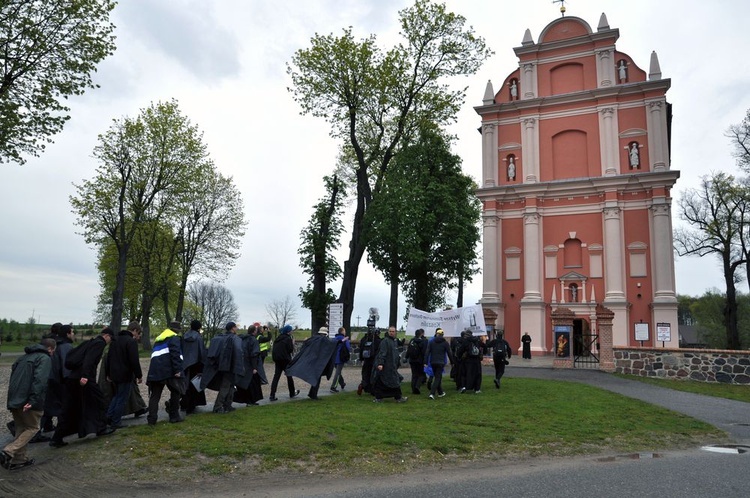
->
[1,0,749,328]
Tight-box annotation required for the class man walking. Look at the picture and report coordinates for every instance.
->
[426,328,453,400]
[201,322,244,414]
[1,339,55,470]
[372,326,407,403]
[50,327,116,447]
[180,320,207,414]
[105,323,143,428]
[330,327,351,393]
[269,325,299,401]
[146,322,185,425]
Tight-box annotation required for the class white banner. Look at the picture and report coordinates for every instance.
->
[405,305,487,337]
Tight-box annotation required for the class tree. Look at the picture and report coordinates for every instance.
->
[187,281,238,343]
[298,175,345,333]
[71,100,208,339]
[675,172,745,349]
[170,166,246,323]
[0,0,116,164]
[288,0,492,330]
[265,296,298,332]
[726,109,750,172]
[364,125,481,321]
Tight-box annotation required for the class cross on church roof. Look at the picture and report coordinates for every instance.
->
[553,0,567,17]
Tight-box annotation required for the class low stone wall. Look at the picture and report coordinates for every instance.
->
[613,347,750,384]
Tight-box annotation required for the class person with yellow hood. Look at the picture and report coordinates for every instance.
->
[145,322,184,425]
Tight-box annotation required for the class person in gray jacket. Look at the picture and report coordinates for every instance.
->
[1,339,56,471]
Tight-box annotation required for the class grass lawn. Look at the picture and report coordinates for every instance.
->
[615,373,750,403]
[74,375,724,482]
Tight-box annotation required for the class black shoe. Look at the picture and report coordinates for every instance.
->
[329,388,339,393]
[97,426,116,436]
[213,408,226,414]
[357,384,363,396]
[133,409,147,418]
[0,451,11,469]
[494,379,500,389]
[8,459,34,471]
[290,389,301,398]
[225,406,236,413]
[269,396,278,402]
[246,402,259,406]
[169,416,184,423]
[49,440,68,448]
[29,432,51,443]
[340,382,346,389]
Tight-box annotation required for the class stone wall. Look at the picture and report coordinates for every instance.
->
[613,347,750,384]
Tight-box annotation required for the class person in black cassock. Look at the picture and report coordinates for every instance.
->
[201,322,244,414]
[285,327,337,400]
[50,328,117,448]
[371,326,407,403]
[180,320,207,414]
[233,324,266,406]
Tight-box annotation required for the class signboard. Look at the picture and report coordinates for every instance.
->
[635,322,649,342]
[327,303,344,336]
[405,305,487,336]
[656,322,671,342]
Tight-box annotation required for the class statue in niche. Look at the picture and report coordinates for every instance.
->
[617,60,627,82]
[570,284,578,302]
[629,142,640,169]
[510,80,518,100]
[507,156,516,181]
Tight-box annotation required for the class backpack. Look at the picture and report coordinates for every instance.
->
[406,338,421,360]
[64,339,91,370]
[361,337,374,359]
[493,340,507,360]
[339,342,350,362]
[468,342,481,358]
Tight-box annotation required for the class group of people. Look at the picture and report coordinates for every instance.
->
[401,327,513,400]
[3,319,523,471]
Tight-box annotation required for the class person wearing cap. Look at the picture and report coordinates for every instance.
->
[179,320,207,414]
[268,325,299,401]
[285,326,337,400]
[201,321,244,414]
[50,327,117,448]
[372,326,407,403]
[146,322,185,425]
[425,327,453,400]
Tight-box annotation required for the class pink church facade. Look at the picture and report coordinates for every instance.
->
[475,14,679,357]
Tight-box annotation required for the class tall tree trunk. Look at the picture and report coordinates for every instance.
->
[110,243,129,331]
[388,264,399,327]
[723,253,740,350]
[140,296,153,350]
[456,269,464,308]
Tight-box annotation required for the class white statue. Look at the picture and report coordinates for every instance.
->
[508,157,516,180]
[510,80,518,100]
[629,143,639,168]
[618,60,627,82]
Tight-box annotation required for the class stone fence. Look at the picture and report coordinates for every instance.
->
[613,346,750,385]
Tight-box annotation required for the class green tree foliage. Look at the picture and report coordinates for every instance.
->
[688,290,750,349]
[675,172,745,349]
[71,100,245,346]
[0,0,116,164]
[298,175,345,333]
[288,0,492,329]
[364,126,480,321]
[171,166,246,323]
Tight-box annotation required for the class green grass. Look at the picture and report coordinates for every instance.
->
[76,375,724,481]
[615,374,750,403]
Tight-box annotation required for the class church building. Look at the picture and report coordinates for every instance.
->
[475,13,679,357]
